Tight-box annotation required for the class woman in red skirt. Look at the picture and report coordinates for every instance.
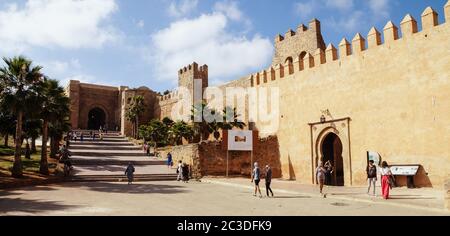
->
[380,161,393,199]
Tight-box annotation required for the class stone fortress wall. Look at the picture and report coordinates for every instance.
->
[67,3,450,188]
[245,4,450,187]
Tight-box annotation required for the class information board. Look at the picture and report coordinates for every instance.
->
[390,165,419,176]
[227,130,253,151]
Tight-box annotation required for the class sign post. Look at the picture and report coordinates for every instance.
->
[226,151,229,178]
[225,130,255,179]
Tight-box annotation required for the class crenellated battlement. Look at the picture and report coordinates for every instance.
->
[158,90,180,102]
[178,62,208,76]
[251,2,450,87]
[273,18,326,65]
[275,19,322,43]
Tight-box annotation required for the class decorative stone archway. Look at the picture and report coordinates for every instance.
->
[80,103,111,130]
[88,107,107,130]
[309,117,352,186]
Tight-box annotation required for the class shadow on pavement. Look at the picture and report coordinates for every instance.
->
[0,198,80,215]
[74,165,126,173]
[74,182,188,194]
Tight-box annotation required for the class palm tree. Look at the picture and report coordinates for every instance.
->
[191,101,210,142]
[38,79,70,174]
[0,110,15,147]
[126,95,145,139]
[48,119,71,159]
[0,56,43,177]
[170,121,194,145]
[220,106,246,130]
[139,119,169,149]
[23,119,42,154]
[23,119,42,155]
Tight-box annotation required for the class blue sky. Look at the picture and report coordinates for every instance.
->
[0,0,447,92]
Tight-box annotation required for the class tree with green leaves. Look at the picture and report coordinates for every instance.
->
[139,119,170,149]
[37,79,70,174]
[220,106,246,130]
[0,56,43,177]
[126,95,145,139]
[0,110,15,147]
[169,121,194,145]
[190,101,210,142]
[48,119,71,160]
[191,102,246,141]
[23,119,42,154]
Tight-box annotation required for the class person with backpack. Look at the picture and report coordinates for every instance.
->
[125,162,135,185]
[366,160,377,196]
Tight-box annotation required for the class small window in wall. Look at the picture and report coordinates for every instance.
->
[285,57,293,64]
[299,51,307,60]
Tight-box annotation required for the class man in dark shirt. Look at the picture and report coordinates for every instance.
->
[265,165,274,197]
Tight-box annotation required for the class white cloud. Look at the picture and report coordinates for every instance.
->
[137,20,145,28]
[369,0,390,17]
[326,10,365,32]
[42,59,82,78]
[214,1,242,22]
[168,0,199,18]
[325,0,354,11]
[149,13,273,85]
[62,74,96,85]
[214,0,251,29]
[0,0,119,52]
[294,1,316,19]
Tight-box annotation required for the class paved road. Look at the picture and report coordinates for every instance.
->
[0,181,447,216]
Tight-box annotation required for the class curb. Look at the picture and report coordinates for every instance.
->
[202,179,450,214]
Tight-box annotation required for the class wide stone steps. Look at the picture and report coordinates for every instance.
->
[70,151,146,157]
[72,159,166,166]
[69,145,142,151]
[71,142,135,146]
[67,131,175,182]
[67,174,178,182]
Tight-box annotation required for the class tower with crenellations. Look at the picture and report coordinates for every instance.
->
[272,18,326,65]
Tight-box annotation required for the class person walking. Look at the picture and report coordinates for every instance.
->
[366,160,377,196]
[265,165,274,197]
[316,161,327,196]
[182,163,190,183]
[125,162,135,185]
[380,161,393,199]
[167,152,173,170]
[251,162,263,198]
[73,132,77,142]
[80,133,84,142]
[177,160,183,181]
[324,160,333,185]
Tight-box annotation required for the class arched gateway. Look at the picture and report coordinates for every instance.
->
[309,117,352,186]
[88,107,106,130]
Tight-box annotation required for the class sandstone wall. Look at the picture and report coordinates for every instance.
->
[158,136,282,179]
[250,6,450,187]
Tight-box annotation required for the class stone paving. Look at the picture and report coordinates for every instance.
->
[202,177,448,213]
[0,181,448,216]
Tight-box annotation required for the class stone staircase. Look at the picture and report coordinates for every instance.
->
[67,131,177,182]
